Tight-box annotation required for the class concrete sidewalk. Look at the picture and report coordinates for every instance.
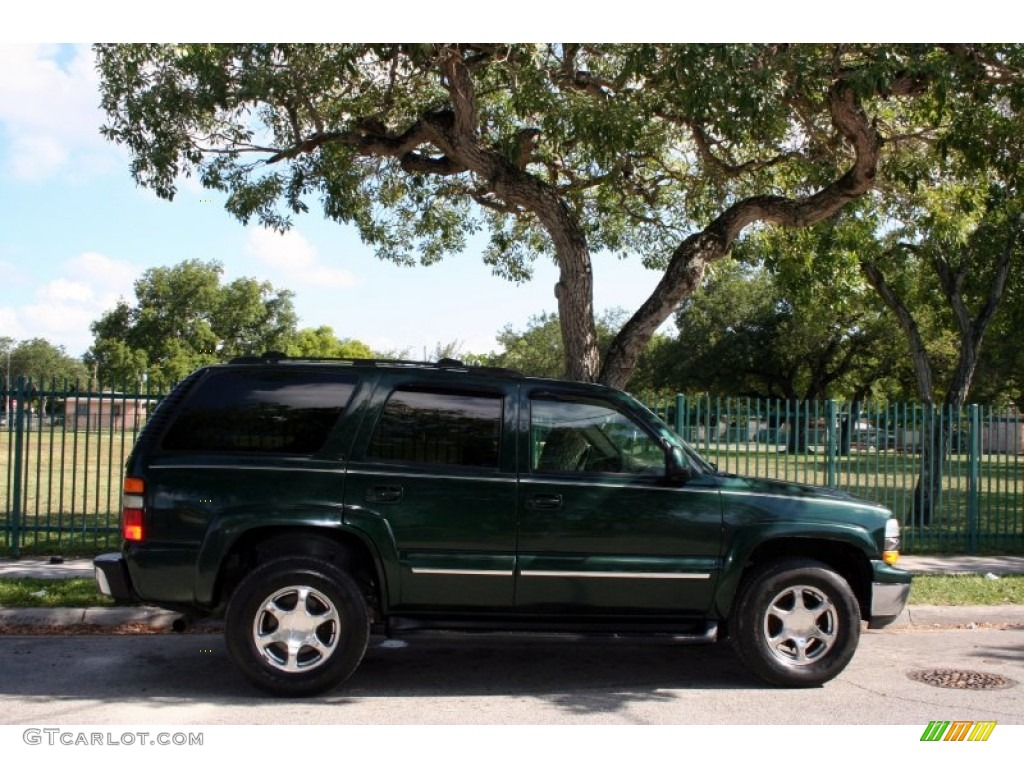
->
[0,554,1022,632]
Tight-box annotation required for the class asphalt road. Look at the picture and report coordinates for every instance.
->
[0,626,1021,725]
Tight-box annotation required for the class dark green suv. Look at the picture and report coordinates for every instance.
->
[95,355,911,696]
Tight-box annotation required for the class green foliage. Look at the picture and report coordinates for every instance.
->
[652,259,905,401]
[283,327,373,359]
[488,312,565,378]
[488,310,652,380]
[93,44,1024,387]
[95,44,1007,277]
[864,175,1023,406]
[0,337,88,386]
[87,259,298,388]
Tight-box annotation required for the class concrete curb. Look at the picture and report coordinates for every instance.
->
[0,606,183,629]
[882,604,1024,629]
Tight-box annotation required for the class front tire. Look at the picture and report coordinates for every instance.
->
[733,558,861,687]
[225,557,369,697]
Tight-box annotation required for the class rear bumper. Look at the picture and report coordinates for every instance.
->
[868,561,913,629]
[93,552,137,604]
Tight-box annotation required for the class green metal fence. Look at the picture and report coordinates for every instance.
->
[2,377,1022,556]
[2,377,164,557]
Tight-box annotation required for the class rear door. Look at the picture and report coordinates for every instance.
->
[343,378,518,610]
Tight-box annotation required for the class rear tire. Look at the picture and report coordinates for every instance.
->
[733,558,860,687]
[225,556,369,697]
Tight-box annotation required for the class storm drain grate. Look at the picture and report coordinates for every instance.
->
[908,669,1017,690]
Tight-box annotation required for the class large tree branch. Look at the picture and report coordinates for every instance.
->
[261,110,472,179]
[969,213,1020,347]
[860,258,935,404]
[599,80,885,388]
[686,121,800,178]
[439,45,481,143]
[936,212,1021,405]
[417,47,601,381]
[932,250,973,340]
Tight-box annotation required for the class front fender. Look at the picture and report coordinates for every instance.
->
[713,522,878,620]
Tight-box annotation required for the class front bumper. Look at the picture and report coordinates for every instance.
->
[867,560,913,629]
[93,552,137,604]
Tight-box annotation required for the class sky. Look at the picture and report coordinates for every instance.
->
[0,6,989,361]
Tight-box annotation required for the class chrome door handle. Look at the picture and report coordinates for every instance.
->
[366,485,403,504]
[527,493,563,510]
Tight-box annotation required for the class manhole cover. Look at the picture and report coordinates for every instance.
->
[908,669,1017,690]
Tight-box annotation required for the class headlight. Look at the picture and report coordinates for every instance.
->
[883,518,900,565]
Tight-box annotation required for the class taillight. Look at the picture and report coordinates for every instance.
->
[122,477,145,542]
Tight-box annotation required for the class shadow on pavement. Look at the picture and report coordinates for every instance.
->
[0,631,764,715]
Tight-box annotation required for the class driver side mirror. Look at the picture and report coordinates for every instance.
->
[665,445,692,485]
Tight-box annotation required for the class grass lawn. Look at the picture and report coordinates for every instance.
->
[0,577,115,608]
[1,429,129,554]
[908,574,1024,606]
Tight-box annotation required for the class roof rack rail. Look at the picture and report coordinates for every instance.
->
[226,352,525,378]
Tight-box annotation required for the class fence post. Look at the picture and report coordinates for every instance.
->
[967,403,981,555]
[674,394,686,439]
[826,399,837,487]
[10,376,26,557]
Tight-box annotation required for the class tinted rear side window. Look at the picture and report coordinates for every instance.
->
[161,369,356,454]
[367,389,502,468]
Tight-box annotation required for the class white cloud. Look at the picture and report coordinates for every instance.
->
[9,135,67,180]
[37,278,94,303]
[21,302,97,336]
[0,307,26,339]
[66,251,138,304]
[0,44,116,182]
[9,251,140,354]
[245,228,357,289]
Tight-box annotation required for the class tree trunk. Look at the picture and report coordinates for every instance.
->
[427,51,604,382]
[913,403,954,527]
[553,241,601,382]
[865,216,1018,527]
[784,398,810,454]
[839,401,862,456]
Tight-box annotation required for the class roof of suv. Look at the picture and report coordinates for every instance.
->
[222,352,621,396]
[227,352,524,379]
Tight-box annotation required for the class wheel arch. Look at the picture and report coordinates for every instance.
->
[716,536,873,631]
[212,526,387,620]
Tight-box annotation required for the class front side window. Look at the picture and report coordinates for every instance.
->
[367,388,502,469]
[531,397,665,475]
[162,369,356,454]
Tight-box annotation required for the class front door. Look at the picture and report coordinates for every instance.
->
[516,389,722,615]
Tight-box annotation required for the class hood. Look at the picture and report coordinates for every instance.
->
[717,472,889,512]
